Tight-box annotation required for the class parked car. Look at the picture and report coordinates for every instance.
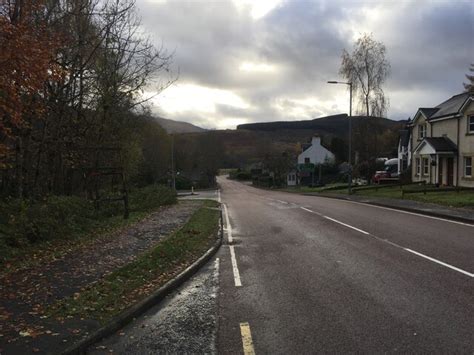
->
[372,158,399,184]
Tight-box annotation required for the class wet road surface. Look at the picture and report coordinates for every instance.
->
[217,177,473,354]
[90,178,473,353]
[89,259,219,354]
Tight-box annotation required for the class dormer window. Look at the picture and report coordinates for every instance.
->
[418,124,427,139]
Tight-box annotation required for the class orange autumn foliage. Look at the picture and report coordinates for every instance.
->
[0,1,63,165]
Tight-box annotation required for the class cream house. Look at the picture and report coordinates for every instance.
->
[410,92,474,187]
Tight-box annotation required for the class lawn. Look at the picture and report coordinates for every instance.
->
[328,185,474,209]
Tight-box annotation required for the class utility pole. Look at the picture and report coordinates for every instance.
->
[348,82,352,194]
[171,134,176,190]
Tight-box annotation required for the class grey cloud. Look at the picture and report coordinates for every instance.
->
[136,0,473,128]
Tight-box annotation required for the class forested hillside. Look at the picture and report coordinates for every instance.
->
[175,115,405,169]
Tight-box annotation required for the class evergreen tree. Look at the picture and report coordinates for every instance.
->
[464,63,474,93]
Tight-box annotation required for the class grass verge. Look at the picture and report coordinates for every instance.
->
[279,183,350,194]
[328,185,474,208]
[47,200,220,323]
[279,182,474,209]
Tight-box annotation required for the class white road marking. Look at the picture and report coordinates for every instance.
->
[229,245,242,287]
[300,206,369,234]
[223,203,242,286]
[240,322,256,355]
[404,248,474,278]
[299,205,472,277]
[339,199,474,228]
[276,199,288,204]
[217,189,221,203]
[300,206,322,216]
[215,257,220,272]
[322,215,370,235]
[223,203,233,243]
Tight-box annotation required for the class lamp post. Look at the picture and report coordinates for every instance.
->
[171,134,176,190]
[327,80,352,194]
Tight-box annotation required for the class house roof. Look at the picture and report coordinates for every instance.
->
[415,92,472,122]
[399,130,410,148]
[419,108,439,118]
[430,92,472,119]
[422,137,457,152]
[301,143,311,152]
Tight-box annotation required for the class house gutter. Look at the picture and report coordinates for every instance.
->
[456,116,460,187]
[428,113,461,122]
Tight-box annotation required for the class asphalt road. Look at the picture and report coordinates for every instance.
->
[217,177,473,354]
[90,178,473,354]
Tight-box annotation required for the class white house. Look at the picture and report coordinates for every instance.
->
[289,136,335,186]
[298,136,335,165]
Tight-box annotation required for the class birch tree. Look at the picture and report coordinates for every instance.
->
[339,33,391,117]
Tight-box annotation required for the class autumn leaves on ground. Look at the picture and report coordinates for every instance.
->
[0,1,220,354]
[0,195,221,354]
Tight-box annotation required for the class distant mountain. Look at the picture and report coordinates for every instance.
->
[237,114,402,136]
[155,116,206,134]
[173,114,405,168]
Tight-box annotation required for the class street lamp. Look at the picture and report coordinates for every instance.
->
[171,133,176,190]
[327,80,352,194]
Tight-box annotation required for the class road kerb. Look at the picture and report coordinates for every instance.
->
[62,212,224,355]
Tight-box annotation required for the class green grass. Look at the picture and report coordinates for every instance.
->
[0,185,176,267]
[47,200,220,323]
[329,185,474,208]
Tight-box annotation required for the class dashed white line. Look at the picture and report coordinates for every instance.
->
[229,245,242,287]
[215,257,220,272]
[404,248,474,278]
[300,206,322,216]
[223,203,233,243]
[322,215,370,235]
[299,205,472,277]
[300,206,369,234]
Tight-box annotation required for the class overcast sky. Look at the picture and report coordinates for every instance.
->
[136,0,474,129]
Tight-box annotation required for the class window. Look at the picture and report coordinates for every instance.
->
[465,157,472,177]
[422,158,429,176]
[416,158,421,175]
[304,157,310,164]
[418,124,427,139]
[469,116,474,133]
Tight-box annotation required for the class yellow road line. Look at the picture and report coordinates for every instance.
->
[240,322,256,355]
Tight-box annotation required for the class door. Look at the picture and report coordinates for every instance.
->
[438,157,443,185]
[447,158,454,186]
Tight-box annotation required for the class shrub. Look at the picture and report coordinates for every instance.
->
[129,185,176,212]
[0,185,176,263]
